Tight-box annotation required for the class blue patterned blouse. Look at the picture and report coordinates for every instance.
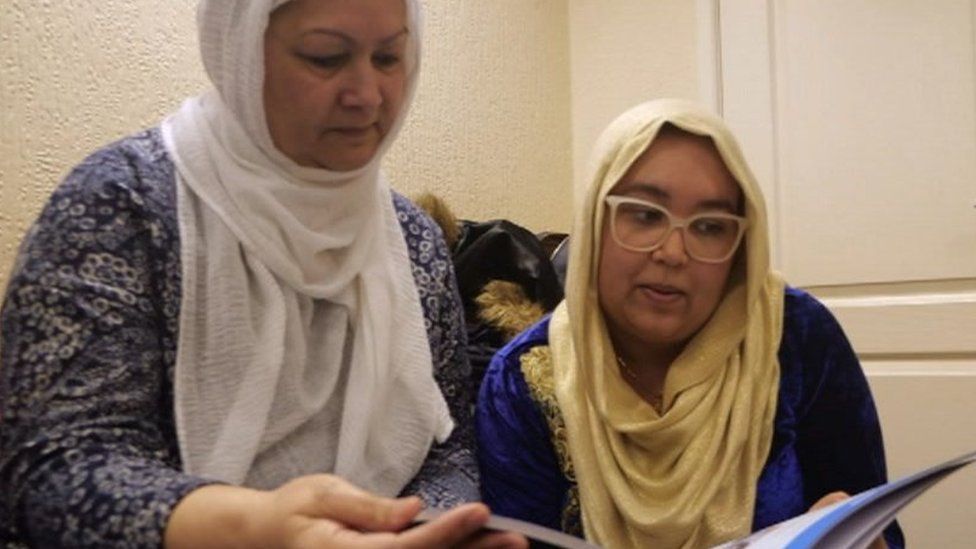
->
[0,128,478,548]
[476,287,905,548]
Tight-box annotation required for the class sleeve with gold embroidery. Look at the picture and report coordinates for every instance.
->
[475,316,576,532]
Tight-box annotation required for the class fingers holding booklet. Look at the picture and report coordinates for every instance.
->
[399,503,530,549]
[413,508,599,549]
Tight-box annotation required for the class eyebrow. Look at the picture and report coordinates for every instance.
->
[302,28,409,47]
[616,182,739,213]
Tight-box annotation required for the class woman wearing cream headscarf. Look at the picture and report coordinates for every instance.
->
[0,1,525,548]
[477,99,903,548]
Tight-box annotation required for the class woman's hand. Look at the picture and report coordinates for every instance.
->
[808,491,887,549]
[165,474,527,548]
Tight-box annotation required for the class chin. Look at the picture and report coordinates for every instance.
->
[324,159,369,171]
[319,144,380,171]
[632,319,693,347]
[641,331,688,348]
[316,153,373,171]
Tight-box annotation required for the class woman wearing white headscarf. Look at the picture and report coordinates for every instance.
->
[0,1,525,547]
[477,99,903,548]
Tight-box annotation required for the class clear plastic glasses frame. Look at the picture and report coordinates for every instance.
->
[604,195,749,263]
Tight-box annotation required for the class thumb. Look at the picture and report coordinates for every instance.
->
[809,491,850,512]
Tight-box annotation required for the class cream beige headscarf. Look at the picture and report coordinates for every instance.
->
[549,99,787,548]
[160,0,453,496]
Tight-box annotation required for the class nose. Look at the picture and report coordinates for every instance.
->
[650,227,689,267]
[338,59,382,110]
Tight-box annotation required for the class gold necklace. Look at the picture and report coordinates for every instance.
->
[615,355,664,414]
[615,355,639,381]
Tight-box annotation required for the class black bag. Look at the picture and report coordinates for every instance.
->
[452,219,564,388]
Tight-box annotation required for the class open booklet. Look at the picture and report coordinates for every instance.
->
[714,449,976,548]
[416,450,976,549]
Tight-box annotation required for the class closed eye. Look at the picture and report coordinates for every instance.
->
[303,53,349,69]
[372,52,402,69]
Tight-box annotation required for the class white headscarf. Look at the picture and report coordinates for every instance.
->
[160,0,453,495]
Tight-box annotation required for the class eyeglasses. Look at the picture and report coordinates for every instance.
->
[604,195,748,263]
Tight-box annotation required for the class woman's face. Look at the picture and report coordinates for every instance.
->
[263,0,408,171]
[598,129,742,356]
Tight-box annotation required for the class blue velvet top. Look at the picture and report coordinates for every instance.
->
[476,287,904,547]
[0,128,478,548]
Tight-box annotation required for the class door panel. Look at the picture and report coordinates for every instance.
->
[717,1,976,544]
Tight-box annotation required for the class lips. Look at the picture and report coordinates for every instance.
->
[637,283,686,304]
[330,126,375,137]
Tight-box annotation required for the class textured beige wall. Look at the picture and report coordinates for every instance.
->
[0,1,207,293]
[386,0,572,233]
[568,0,702,191]
[0,0,572,293]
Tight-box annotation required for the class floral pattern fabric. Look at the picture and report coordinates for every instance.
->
[0,128,476,548]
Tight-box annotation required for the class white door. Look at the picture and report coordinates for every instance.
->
[715,1,976,545]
